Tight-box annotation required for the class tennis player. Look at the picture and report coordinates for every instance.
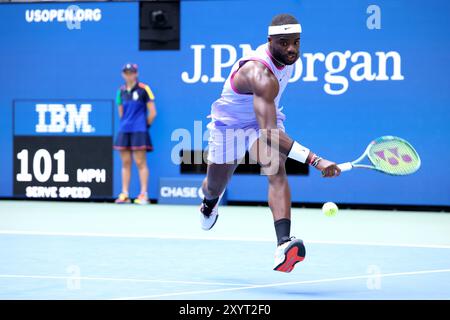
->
[114,63,157,205]
[200,14,341,272]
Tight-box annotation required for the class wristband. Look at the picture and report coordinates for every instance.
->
[288,141,310,163]
[309,153,318,165]
[312,156,322,167]
[308,153,322,167]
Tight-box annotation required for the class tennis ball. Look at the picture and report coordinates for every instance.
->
[322,202,338,217]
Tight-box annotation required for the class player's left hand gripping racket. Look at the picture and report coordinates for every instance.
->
[337,136,421,175]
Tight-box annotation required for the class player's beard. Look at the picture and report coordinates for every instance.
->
[283,52,299,65]
[273,50,298,66]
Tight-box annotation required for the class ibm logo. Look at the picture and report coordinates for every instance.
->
[35,103,95,133]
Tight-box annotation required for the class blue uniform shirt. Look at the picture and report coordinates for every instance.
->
[116,82,155,132]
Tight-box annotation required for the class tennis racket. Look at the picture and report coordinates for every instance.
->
[337,136,421,175]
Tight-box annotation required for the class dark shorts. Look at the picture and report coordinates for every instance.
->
[113,131,153,152]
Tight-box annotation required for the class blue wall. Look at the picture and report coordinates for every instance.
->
[1,0,449,206]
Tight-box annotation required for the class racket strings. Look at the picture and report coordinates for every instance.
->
[368,138,420,175]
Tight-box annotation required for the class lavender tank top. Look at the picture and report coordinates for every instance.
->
[208,43,293,129]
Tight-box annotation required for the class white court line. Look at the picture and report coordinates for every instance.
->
[1,229,450,249]
[113,268,450,300]
[0,274,247,287]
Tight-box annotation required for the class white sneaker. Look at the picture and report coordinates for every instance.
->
[199,192,224,231]
[273,238,306,273]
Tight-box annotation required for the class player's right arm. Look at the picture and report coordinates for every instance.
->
[236,61,340,177]
[116,89,123,119]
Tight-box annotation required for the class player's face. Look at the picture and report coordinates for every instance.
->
[269,34,300,65]
[122,71,138,84]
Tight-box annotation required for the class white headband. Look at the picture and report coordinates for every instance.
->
[268,24,302,36]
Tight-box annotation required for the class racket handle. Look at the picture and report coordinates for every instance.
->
[337,162,353,172]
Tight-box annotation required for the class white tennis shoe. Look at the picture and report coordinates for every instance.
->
[199,191,224,231]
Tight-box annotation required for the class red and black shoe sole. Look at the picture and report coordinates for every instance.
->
[273,240,306,273]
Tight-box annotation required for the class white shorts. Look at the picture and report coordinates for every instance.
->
[206,121,285,164]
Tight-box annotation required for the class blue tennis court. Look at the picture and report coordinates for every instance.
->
[1,200,449,300]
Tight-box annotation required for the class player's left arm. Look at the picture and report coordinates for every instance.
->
[146,101,157,127]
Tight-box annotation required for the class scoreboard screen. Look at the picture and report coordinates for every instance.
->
[12,100,114,199]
